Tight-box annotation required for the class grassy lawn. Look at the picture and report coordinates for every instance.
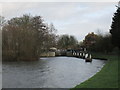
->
[73,53,119,88]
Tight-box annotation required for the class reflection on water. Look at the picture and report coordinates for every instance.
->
[2,57,106,88]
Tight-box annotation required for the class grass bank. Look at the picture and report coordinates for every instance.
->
[73,53,119,88]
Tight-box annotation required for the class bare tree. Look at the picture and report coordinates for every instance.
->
[2,14,57,61]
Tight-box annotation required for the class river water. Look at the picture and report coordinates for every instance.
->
[2,57,106,88]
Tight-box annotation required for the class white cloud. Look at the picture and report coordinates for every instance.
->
[0,0,119,2]
[1,2,118,41]
[0,3,2,15]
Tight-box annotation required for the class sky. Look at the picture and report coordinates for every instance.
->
[0,2,119,41]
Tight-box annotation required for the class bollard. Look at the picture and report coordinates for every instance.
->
[83,53,85,59]
[85,53,92,62]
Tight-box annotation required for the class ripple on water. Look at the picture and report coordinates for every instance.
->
[2,57,106,88]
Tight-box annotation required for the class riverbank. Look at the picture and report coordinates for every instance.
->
[73,53,119,88]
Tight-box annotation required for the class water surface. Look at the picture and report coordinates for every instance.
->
[3,57,106,88]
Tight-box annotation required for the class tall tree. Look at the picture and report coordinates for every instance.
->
[83,32,98,48]
[83,32,114,53]
[57,34,78,49]
[0,16,6,29]
[2,14,56,61]
[110,5,120,49]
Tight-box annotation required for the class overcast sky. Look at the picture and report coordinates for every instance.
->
[0,2,118,41]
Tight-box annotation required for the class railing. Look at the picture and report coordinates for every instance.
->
[56,49,92,62]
